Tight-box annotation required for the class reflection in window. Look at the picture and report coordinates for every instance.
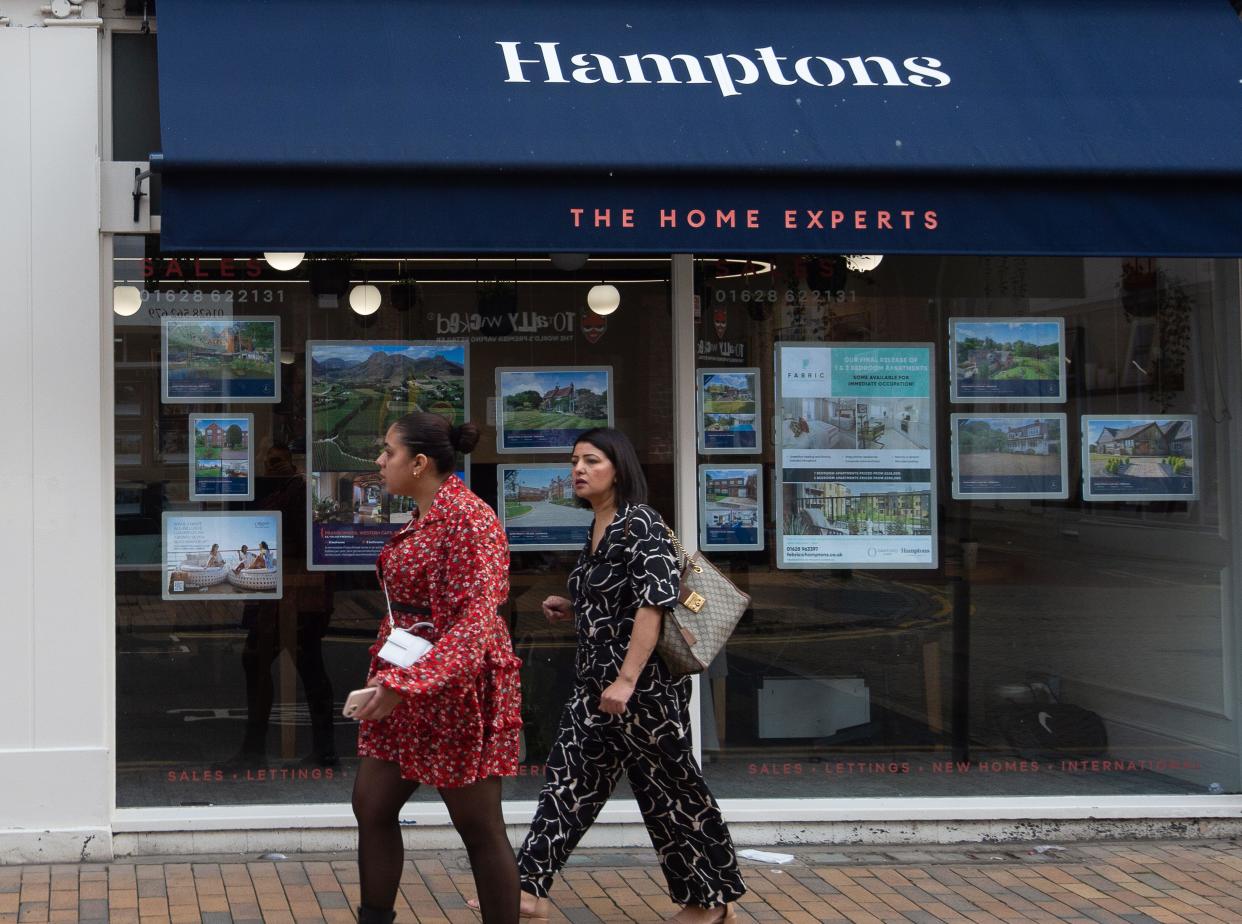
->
[696,255,1238,798]
[113,239,673,807]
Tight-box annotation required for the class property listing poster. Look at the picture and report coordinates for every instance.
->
[699,464,764,551]
[162,511,282,602]
[697,368,761,453]
[948,317,1066,404]
[1081,414,1198,501]
[775,343,937,569]
[162,316,281,403]
[497,464,593,551]
[951,414,1069,500]
[495,366,613,453]
[189,413,254,501]
[306,341,468,570]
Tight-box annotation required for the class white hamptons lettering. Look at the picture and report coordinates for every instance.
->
[496,43,951,97]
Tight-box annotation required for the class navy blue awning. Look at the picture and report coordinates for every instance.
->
[156,0,1242,255]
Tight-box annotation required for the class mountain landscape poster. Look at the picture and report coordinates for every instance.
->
[306,341,468,569]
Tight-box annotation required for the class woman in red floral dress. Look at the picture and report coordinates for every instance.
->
[350,412,522,924]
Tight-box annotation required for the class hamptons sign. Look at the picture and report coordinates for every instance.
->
[498,42,951,98]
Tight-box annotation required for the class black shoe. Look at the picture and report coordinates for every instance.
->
[356,906,396,924]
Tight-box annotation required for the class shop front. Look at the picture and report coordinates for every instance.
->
[4,0,1242,861]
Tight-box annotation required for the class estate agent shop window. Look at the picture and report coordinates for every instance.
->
[113,240,675,806]
[113,241,1241,808]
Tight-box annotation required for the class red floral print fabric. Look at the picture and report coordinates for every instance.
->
[357,475,522,787]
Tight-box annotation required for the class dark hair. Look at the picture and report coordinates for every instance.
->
[573,428,647,509]
[390,412,480,473]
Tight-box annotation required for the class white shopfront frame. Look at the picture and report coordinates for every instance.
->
[15,4,1217,857]
[99,252,1242,854]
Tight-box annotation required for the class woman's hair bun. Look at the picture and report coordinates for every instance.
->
[449,421,481,454]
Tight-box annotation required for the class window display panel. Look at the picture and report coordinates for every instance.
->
[696,255,1240,797]
[113,238,673,806]
[306,340,469,570]
[775,342,937,569]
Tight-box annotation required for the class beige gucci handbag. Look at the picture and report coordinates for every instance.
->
[656,526,751,675]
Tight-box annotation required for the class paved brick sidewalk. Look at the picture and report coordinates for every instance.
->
[3,840,1242,923]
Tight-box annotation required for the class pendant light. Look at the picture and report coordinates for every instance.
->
[587,284,620,316]
[263,252,305,272]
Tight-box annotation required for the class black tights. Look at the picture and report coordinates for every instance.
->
[351,757,519,923]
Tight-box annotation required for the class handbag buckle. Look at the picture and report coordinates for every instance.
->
[683,591,706,613]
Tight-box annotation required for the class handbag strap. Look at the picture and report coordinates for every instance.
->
[380,572,395,632]
[663,525,701,575]
[620,506,700,575]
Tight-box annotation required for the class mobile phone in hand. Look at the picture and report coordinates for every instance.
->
[342,687,377,719]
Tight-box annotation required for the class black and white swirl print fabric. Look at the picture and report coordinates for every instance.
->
[515,502,746,907]
[566,502,679,685]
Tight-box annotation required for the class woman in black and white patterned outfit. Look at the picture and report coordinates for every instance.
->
[502,428,744,922]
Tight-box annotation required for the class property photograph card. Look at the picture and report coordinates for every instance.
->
[189,414,255,501]
[697,367,761,454]
[162,511,282,601]
[495,366,613,453]
[161,316,281,403]
[1082,415,1197,501]
[699,464,764,551]
[951,414,1068,499]
[949,317,1066,403]
[497,464,592,551]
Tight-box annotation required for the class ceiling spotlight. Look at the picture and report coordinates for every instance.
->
[587,283,620,316]
[844,254,884,272]
[349,284,382,316]
[113,285,142,317]
[263,252,305,272]
[550,252,590,272]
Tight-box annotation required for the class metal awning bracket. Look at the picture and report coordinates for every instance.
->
[132,167,152,223]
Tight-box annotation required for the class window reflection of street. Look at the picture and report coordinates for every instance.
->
[116,506,1223,803]
[688,511,1222,798]
[112,249,1237,809]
